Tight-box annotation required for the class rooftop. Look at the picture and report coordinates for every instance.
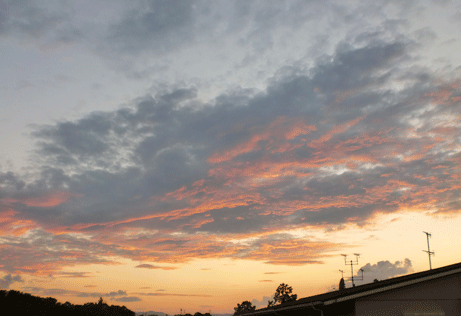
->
[250,261,461,315]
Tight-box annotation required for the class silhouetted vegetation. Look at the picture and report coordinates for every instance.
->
[0,290,135,316]
[233,300,256,315]
[267,283,297,307]
[173,312,211,316]
[339,277,346,290]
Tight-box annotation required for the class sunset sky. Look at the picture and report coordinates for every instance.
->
[1,0,461,314]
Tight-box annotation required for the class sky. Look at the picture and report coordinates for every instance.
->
[1,0,461,313]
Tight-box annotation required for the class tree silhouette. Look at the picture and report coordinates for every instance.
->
[0,290,135,316]
[272,283,297,305]
[339,278,346,290]
[234,300,256,315]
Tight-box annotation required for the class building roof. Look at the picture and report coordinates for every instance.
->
[249,261,461,315]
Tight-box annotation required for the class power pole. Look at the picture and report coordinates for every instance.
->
[423,232,435,270]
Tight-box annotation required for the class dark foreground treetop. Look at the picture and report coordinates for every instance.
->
[0,290,135,316]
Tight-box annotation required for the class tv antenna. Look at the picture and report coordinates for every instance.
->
[339,270,344,278]
[341,253,364,287]
[423,232,435,270]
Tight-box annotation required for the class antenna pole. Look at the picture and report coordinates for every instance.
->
[350,260,354,287]
[423,232,434,270]
[341,254,361,287]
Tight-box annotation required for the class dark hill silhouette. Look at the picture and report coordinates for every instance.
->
[0,289,135,316]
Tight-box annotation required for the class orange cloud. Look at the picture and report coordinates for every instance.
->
[425,80,461,105]
[309,116,365,148]
[3,192,80,207]
[0,208,36,236]
[208,116,316,164]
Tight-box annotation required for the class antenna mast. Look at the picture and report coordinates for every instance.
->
[341,254,363,287]
[423,232,434,270]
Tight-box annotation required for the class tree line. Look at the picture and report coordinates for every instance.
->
[174,313,212,316]
[234,283,297,315]
[0,290,135,316]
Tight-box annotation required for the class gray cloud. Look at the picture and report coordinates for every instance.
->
[135,264,177,270]
[0,171,26,193]
[21,287,76,297]
[0,0,434,84]
[105,0,197,55]
[114,296,142,302]
[100,0,424,57]
[0,274,24,289]
[0,0,80,47]
[251,296,273,309]
[52,272,92,278]
[24,36,418,231]
[0,21,459,270]
[137,292,212,297]
[20,286,128,298]
[77,290,127,298]
[360,258,413,281]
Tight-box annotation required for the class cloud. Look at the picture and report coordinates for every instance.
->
[98,1,423,63]
[135,264,178,270]
[0,274,24,289]
[136,293,213,297]
[234,233,340,265]
[52,272,92,278]
[21,287,77,297]
[105,0,197,55]
[136,292,212,297]
[77,290,127,298]
[360,258,413,281]
[0,0,81,47]
[0,0,439,83]
[0,229,125,275]
[0,21,460,273]
[114,296,142,302]
[21,287,128,298]
[251,296,273,309]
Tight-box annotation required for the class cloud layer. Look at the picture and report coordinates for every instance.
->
[1,27,461,276]
[0,2,460,301]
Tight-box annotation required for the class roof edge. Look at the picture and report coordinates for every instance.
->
[247,301,324,316]
[324,267,461,305]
